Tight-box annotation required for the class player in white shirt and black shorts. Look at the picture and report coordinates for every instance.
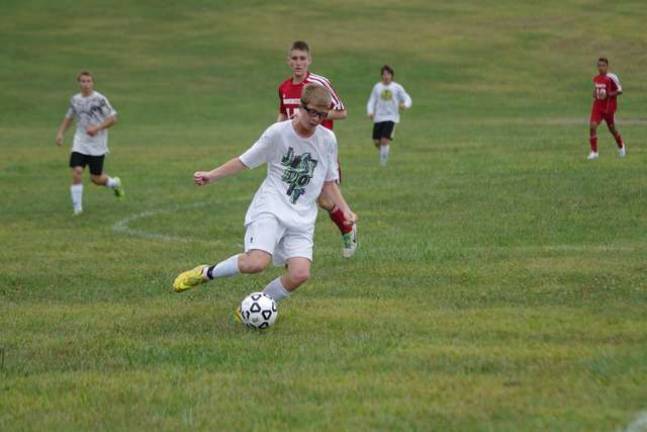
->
[173,85,356,314]
[367,65,412,166]
[55,71,124,215]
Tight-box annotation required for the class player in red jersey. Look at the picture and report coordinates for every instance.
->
[277,41,358,258]
[588,57,626,160]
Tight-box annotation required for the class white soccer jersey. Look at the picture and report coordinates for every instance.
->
[239,121,339,229]
[65,91,117,156]
[366,81,412,123]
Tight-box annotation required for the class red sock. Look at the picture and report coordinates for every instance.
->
[328,207,352,235]
[612,132,624,148]
[589,135,598,152]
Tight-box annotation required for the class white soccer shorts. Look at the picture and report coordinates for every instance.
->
[244,214,314,265]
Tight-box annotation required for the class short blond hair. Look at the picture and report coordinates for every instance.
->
[301,84,331,110]
[76,70,94,81]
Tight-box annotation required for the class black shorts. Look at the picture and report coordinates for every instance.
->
[372,121,396,141]
[69,152,105,175]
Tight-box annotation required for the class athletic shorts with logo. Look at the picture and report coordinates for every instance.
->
[244,213,314,266]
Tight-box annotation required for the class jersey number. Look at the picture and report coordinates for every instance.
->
[596,86,607,99]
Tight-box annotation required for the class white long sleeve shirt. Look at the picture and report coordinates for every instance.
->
[366,81,412,123]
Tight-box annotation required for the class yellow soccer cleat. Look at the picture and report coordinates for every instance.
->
[233,306,243,323]
[113,177,125,198]
[173,265,208,292]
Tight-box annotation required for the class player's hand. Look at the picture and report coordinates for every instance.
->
[86,125,100,137]
[343,210,357,226]
[193,171,213,186]
[399,103,407,110]
[368,114,374,121]
[55,134,63,146]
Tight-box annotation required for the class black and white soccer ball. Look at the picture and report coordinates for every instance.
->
[240,292,278,329]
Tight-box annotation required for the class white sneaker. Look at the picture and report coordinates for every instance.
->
[618,146,626,157]
[342,224,358,258]
[73,207,83,216]
[587,151,599,160]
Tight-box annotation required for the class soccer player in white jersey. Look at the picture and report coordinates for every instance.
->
[173,85,356,310]
[367,65,412,166]
[55,71,124,215]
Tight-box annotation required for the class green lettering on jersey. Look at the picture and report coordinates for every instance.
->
[280,147,318,204]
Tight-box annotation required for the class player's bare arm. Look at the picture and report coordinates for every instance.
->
[56,116,73,146]
[322,181,356,225]
[194,158,248,186]
[86,115,117,137]
[326,108,347,121]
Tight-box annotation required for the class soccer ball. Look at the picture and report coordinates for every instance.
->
[240,292,278,329]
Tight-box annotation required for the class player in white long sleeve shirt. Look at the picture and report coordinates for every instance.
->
[366,65,412,166]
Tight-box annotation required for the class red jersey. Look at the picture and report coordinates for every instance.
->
[278,72,345,130]
[592,73,622,113]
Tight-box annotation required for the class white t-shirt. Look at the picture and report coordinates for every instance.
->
[65,91,117,156]
[366,81,412,123]
[239,121,339,230]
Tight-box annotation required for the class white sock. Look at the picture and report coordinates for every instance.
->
[204,254,240,280]
[106,177,118,189]
[380,145,390,165]
[263,277,290,302]
[70,184,83,209]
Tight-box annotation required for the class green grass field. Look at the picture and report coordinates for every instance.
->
[1,1,646,430]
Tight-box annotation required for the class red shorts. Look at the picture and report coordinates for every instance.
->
[590,107,615,125]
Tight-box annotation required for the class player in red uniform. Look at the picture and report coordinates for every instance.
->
[277,41,358,258]
[588,57,626,160]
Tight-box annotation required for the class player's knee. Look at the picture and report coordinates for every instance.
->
[241,253,270,274]
[247,260,268,273]
[71,169,83,183]
[289,267,310,285]
[90,175,103,185]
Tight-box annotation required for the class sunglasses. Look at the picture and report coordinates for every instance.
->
[300,101,328,119]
